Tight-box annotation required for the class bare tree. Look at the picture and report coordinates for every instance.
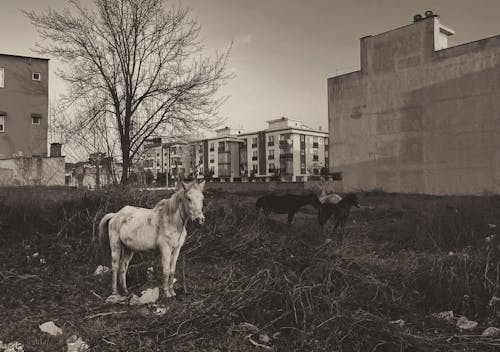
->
[26,0,231,183]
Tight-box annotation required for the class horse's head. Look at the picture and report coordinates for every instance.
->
[344,193,360,208]
[182,180,206,225]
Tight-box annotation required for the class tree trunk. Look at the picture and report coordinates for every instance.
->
[120,138,131,185]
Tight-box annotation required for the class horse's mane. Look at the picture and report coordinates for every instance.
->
[153,188,184,216]
[154,189,185,215]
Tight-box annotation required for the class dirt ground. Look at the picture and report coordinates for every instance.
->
[2,188,500,351]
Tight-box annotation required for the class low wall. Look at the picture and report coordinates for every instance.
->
[0,156,65,186]
[205,180,343,194]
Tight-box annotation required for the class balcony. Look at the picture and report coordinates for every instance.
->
[251,143,258,148]
[279,153,293,159]
[268,141,275,146]
[313,156,319,161]
[252,156,258,161]
[268,155,274,160]
[313,142,319,148]
[279,140,292,148]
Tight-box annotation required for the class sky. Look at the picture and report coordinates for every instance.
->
[2,0,500,135]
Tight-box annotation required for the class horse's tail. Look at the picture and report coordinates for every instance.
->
[98,213,115,265]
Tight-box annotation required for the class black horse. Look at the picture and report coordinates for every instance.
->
[318,193,360,239]
[256,193,321,224]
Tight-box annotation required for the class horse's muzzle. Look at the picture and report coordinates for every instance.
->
[195,216,205,225]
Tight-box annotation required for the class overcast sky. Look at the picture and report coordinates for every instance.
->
[2,0,500,134]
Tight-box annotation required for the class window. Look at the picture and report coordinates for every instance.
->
[0,68,4,88]
[325,138,329,145]
[32,72,41,81]
[252,151,258,160]
[268,149,275,160]
[300,135,305,142]
[268,135,275,146]
[0,115,4,132]
[32,115,41,125]
[325,150,329,157]
[252,164,258,171]
[210,143,214,152]
[251,138,257,148]
[312,136,319,148]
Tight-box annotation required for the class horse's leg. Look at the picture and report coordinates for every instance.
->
[168,246,182,297]
[109,230,122,295]
[159,243,173,298]
[118,247,134,295]
[333,220,341,242]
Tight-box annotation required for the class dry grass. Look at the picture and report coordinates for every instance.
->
[1,188,500,351]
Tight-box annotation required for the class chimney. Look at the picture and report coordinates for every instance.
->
[50,143,62,157]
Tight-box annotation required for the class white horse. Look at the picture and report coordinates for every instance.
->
[98,180,205,298]
[318,189,343,204]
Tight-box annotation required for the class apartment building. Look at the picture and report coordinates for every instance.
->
[143,118,328,183]
[0,53,49,158]
[238,118,329,181]
[189,118,328,182]
[206,127,245,181]
[142,137,191,185]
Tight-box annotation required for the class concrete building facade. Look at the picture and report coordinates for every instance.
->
[0,54,49,158]
[328,14,500,195]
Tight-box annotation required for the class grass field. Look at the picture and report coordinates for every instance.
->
[2,187,500,351]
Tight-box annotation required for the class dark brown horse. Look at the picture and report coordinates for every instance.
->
[256,193,321,224]
[318,193,360,239]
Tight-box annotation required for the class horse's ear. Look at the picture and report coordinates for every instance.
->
[198,180,206,191]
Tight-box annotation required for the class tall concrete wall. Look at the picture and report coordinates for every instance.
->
[0,156,64,186]
[328,16,500,195]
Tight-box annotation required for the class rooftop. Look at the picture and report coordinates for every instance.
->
[0,53,50,61]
